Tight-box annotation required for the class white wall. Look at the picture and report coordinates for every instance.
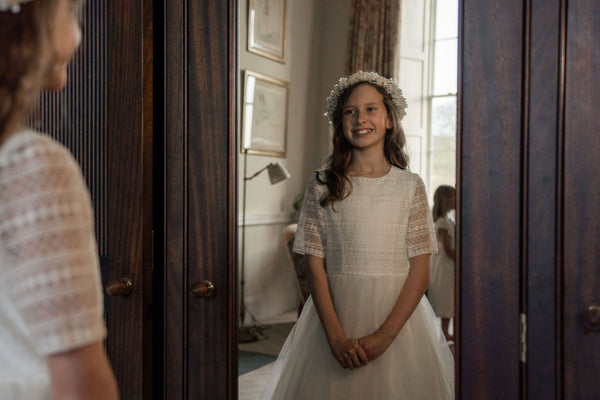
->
[314,0,353,163]
[238,0,346,324]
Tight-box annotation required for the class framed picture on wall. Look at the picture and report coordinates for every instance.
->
[242,70,289,157]
[247,0,287,63]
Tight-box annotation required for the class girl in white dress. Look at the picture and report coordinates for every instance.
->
[262,71,454,399]
[0,1,119,398]
[428,185,456,341]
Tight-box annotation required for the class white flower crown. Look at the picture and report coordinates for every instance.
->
[0,0,33,13]
[324,71,408,124]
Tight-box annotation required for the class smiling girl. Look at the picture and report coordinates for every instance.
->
[261,71,454,399]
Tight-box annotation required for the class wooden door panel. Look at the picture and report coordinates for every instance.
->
[458,0,523,398]
[526,1,562,398]
[163,1,237,398]
[106,2,147,398]
[563,0,600,398]
[187,0,237,399]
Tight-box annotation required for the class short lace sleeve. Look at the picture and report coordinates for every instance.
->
[406,175,438,259]
[0,133,106,355]
[293,174,326,258]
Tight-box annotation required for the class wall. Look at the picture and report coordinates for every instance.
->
[238,0,350,324]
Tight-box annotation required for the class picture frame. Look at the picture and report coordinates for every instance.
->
[242,70,289,157]
[247,0,287,63]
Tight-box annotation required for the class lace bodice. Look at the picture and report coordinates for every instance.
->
[293,167,437,276]
[0,131,106,394]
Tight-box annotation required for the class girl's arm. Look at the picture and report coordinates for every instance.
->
[358,253,430,361]
[305,254,368,369]
[438,228,456,259]
[48,341,119,400]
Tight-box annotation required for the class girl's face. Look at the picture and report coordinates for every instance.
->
[342,84,392,152]
[42,0,82,90]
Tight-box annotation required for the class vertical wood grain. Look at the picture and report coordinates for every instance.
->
[459,1,523,398]
[562,0,600,398]
[106,1,147,397]
[187,0,237,398]
[163,0,237,398]
[163,0,187,397]
[526,0,562,398]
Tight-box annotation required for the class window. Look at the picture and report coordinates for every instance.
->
[429,0,458,195]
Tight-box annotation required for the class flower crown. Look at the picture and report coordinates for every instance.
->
[325,71,407,124]
[0,0,33,13]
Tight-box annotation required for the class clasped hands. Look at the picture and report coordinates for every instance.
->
[330,330,394,370]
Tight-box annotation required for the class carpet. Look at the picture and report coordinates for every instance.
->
[239,350,277,375]
[239,362,275,400]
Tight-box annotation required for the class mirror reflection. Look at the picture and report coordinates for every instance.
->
[238,0,458,398]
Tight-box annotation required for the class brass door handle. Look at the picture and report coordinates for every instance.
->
[105,277,134,296]
[581,305,600,332]
[191,280,214,298]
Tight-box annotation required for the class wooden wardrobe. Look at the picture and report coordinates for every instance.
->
[35,0,598,398]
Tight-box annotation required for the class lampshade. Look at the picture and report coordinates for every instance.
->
[267,162,291,184]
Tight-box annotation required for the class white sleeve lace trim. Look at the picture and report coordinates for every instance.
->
[0,133,106,355]
[293,175,326,258]
[406,175,438,259]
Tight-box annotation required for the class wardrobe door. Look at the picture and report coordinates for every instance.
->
[161,0,238,398]
[562,0,600,397]
[36,1,153,397]
[460,0,600,399]
[458,0,523,397]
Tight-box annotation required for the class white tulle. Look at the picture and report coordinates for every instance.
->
[262,273,454,399]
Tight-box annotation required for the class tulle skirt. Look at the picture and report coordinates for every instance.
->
[261,272,455,400]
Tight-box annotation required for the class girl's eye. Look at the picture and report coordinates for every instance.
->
[344,109,355,115]
[367,107,376,112]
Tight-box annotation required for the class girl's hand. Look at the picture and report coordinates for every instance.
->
[329,337,369,369]
[358,330,394,361]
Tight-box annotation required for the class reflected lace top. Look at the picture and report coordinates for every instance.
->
[0,131,106,395]
[293,166,437,276]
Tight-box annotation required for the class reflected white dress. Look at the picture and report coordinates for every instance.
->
[428,217,455,318]
[261,167,454,400]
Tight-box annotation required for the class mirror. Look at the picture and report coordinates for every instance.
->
[237,0,458,398]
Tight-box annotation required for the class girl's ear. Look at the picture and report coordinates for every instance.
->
[385,115,393,130]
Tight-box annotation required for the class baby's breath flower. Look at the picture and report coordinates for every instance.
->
[325,71,407,124]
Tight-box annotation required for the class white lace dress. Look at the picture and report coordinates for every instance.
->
[262,167,454,400]
[0,131,106,399]
[428,217,455,318]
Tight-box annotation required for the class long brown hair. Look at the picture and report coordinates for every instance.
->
[318,82,410,208]
[432,185,456,221]
[0,0,83,142]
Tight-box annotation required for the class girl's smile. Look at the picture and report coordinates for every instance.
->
[352,128,374,136]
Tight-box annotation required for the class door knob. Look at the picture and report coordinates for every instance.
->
[105,277,134,296]
[581,305,600,332]
[191,280,214,298]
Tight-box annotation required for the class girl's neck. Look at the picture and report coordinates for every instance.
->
[346,150,390,178]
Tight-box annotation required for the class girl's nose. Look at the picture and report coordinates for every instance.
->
[356,111,367,123]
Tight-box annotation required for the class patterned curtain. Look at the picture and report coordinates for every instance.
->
[345,0,401,79]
